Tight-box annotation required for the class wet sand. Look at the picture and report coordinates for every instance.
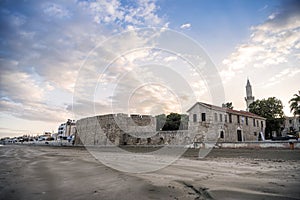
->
[0,145,299,200]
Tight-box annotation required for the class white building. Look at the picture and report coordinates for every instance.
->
[58,119,76,138]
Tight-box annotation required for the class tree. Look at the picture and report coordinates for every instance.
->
[222,102,233,109]
[155,114,166,131]
[289,91,300,116]
[156,113,188,131]
[249,97,284,139]
[179,114,189,130]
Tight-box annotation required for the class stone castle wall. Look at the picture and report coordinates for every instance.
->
[75,114,200,146]
[76,114,158,146]
[75,109,266,146]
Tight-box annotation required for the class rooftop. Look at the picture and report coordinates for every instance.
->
[187,102,266,120]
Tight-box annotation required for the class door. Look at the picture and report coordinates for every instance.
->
[237,130,242,142]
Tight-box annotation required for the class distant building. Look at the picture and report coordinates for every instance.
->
[281,116,300,135]
[58,119,76,137]
[187,102,266,142]
[245,79,255,111]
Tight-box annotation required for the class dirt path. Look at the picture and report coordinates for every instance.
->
[0,145,299,200]
[0,145,197,200]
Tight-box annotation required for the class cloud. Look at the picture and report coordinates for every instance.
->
[261,68,300,88]
[220,0,300,83]
[0,100,69,122]
[0,0,165,126]
[79,0,163,27]
[43,2,71,18]
[0,70,44,103]
[180,23,191,29]
[163,56,177,62]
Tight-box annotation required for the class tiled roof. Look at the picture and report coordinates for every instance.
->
[187,102,266,120]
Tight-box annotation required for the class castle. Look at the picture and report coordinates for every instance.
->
[75,79,266,145]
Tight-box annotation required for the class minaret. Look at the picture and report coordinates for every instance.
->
[245,78,254,111]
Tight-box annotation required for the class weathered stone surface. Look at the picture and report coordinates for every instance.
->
[75,101,267,146]
[75,114,197,146]
[188,102,266,142]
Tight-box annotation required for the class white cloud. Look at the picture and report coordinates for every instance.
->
[80,0,163,26]
[0,0,165,127]
[43,2,71,18]
[163,56,177,62]
[220,1,300,83]
[261,68,300,89]
[0,66,70,122]
[180,23,191,29]
[0,70,44,103]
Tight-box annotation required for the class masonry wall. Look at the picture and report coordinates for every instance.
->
[75,105,266,146]
[223,115,265,142]
[188,103,266,142]
[76,114,159,146]
[75,114,200,146]
[282,116,300,134]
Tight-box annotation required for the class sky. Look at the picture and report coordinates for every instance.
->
[0,0,299,137]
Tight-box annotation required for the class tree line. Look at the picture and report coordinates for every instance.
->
[155,113,188,131]
[248,91,299,139]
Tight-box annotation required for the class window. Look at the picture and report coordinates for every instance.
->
[257,120,259,127]
[246,117,248,125]
[253,118,256,127]
[229,114,232,123]
[220,114,223,122]
[289,120,292,124]
[225,115,227,123]
[193,114,197,122]
[214,113,218,121]
[201,113,206,121]
[220,131,224,138]
[237,115,240,124]
[261,121,263,128]
[254,132,257,136]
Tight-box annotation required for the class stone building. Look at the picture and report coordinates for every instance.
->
[187,102,266,142]
[281,116,300,135]
[75,102,267,146]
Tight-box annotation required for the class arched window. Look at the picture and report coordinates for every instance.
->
[220,131,224,139]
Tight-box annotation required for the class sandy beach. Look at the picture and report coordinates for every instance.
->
[0,145,299,200]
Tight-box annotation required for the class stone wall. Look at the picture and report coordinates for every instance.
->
[122,131,191,146]
[76,114,157,146]
[75,114,200,146]
[75,106,267,146]
[188,102,266,142]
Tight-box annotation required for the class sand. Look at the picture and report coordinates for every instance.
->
[0,145,299,200]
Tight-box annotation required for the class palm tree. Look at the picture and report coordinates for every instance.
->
[289,91,300,116]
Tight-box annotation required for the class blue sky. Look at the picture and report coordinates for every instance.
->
[0,0,299,137]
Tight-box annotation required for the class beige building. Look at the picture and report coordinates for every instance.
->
[282,116,300,135]
[187,102,266,142]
